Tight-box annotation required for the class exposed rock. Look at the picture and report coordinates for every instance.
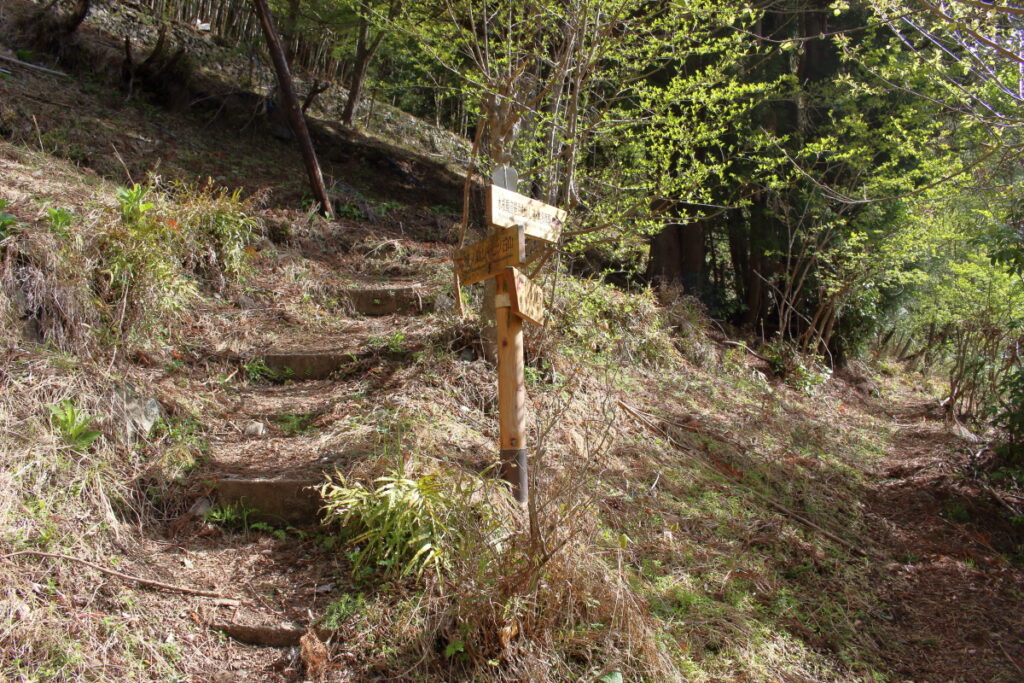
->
[951,422,984,444]
[118,386,164,439]
[242,421,267,437]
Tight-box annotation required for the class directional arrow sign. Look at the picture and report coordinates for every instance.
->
[488,185,566,244]
[505,267,545,325]
[453,226,526,287]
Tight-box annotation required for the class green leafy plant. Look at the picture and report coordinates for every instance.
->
[318,593,367,629]
[101,184,197,340]
[45,208,75,239]
[172,184,258,282]
[243,359,290,383]
[151,416,209,480]
[369,331,406,353]
[248,521,289,540]
[762,341,832,393]
[47,400,101,452]
[0,200,21,240]
[319,471,484,580]
[336,200,366,220]
[274,411,317,436]
[202,500,254,531]
[375,199,402,216]
[115,184,155,224]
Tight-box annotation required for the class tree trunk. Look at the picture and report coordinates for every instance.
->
[341,18,383,127]
[284,0,301,61]
[251,0,333,218]
[647,222,706,296]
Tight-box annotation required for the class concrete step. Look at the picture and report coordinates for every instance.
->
[212,476,323,526]
[260,351,352,381]
[338,286,435,316]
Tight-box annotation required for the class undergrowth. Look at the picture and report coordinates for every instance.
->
[1,177,261,352]
[0,161,260,680]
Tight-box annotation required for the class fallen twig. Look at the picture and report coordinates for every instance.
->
[720,340,771,365]
[1,550,234,599]
[998,640,1024,676]
[617,399,869,557]
[0,54,70,78]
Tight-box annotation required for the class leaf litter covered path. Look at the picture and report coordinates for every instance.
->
[863,396,1024,682]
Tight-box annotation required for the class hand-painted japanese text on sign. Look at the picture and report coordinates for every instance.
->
[488,186,566,243]
[506,267,544,325]
[452,226,526,287]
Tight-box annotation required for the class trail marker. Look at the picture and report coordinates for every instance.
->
[453,178,564,504]
[452,226,526,287]
[506,267,545,325]
[488,185,567,243]
[491,165,519,191]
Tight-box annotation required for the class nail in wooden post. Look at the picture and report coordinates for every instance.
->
[495,271,528,503]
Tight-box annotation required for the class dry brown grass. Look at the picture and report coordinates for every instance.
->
[0,349,189,680]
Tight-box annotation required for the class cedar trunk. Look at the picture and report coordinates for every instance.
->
[252,0,334,218]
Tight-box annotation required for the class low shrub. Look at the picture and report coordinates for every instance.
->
[319,467,677,679]
[550,276,678,369]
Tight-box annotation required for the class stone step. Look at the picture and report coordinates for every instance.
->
[260,351,352,381]
[212,476,323,526]
[338,286,435,316]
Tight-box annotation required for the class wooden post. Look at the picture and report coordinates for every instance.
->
[251,0,334,219]
[495,271,528,503]
[454,180,565,505]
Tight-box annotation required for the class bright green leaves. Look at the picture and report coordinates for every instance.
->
[47,399,102,453]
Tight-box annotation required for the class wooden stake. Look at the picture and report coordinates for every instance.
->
[496,272,528,503]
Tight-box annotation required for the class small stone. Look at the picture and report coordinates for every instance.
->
[459,348,476,362]
[188,497,212,517]
[243,421,267,437]
[123,393,164,439]
[237,295,257,310]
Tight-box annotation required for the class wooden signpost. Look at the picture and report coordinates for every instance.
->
[488,185,566,244]
[452,226,526,287]
[453,176,565,504]
[506,267,545,325]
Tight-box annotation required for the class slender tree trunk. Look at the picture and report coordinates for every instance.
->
[284,0,301,60]
[342,18,383,127]
[251,0,333,218]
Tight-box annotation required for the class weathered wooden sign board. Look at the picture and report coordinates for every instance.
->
[488,185,567,244]
[506,267,544,325]
[452,226,526,286]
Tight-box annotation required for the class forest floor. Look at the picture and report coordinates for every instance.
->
[864,395,1024,682]
[1,2,1023,681]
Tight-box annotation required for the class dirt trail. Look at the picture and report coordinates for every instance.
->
[865,400,1024,682]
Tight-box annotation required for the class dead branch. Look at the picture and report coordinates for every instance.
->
[1,550,236,599]
[301,79,330,113]
[720,340,772,365]
[0,54,70,78]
